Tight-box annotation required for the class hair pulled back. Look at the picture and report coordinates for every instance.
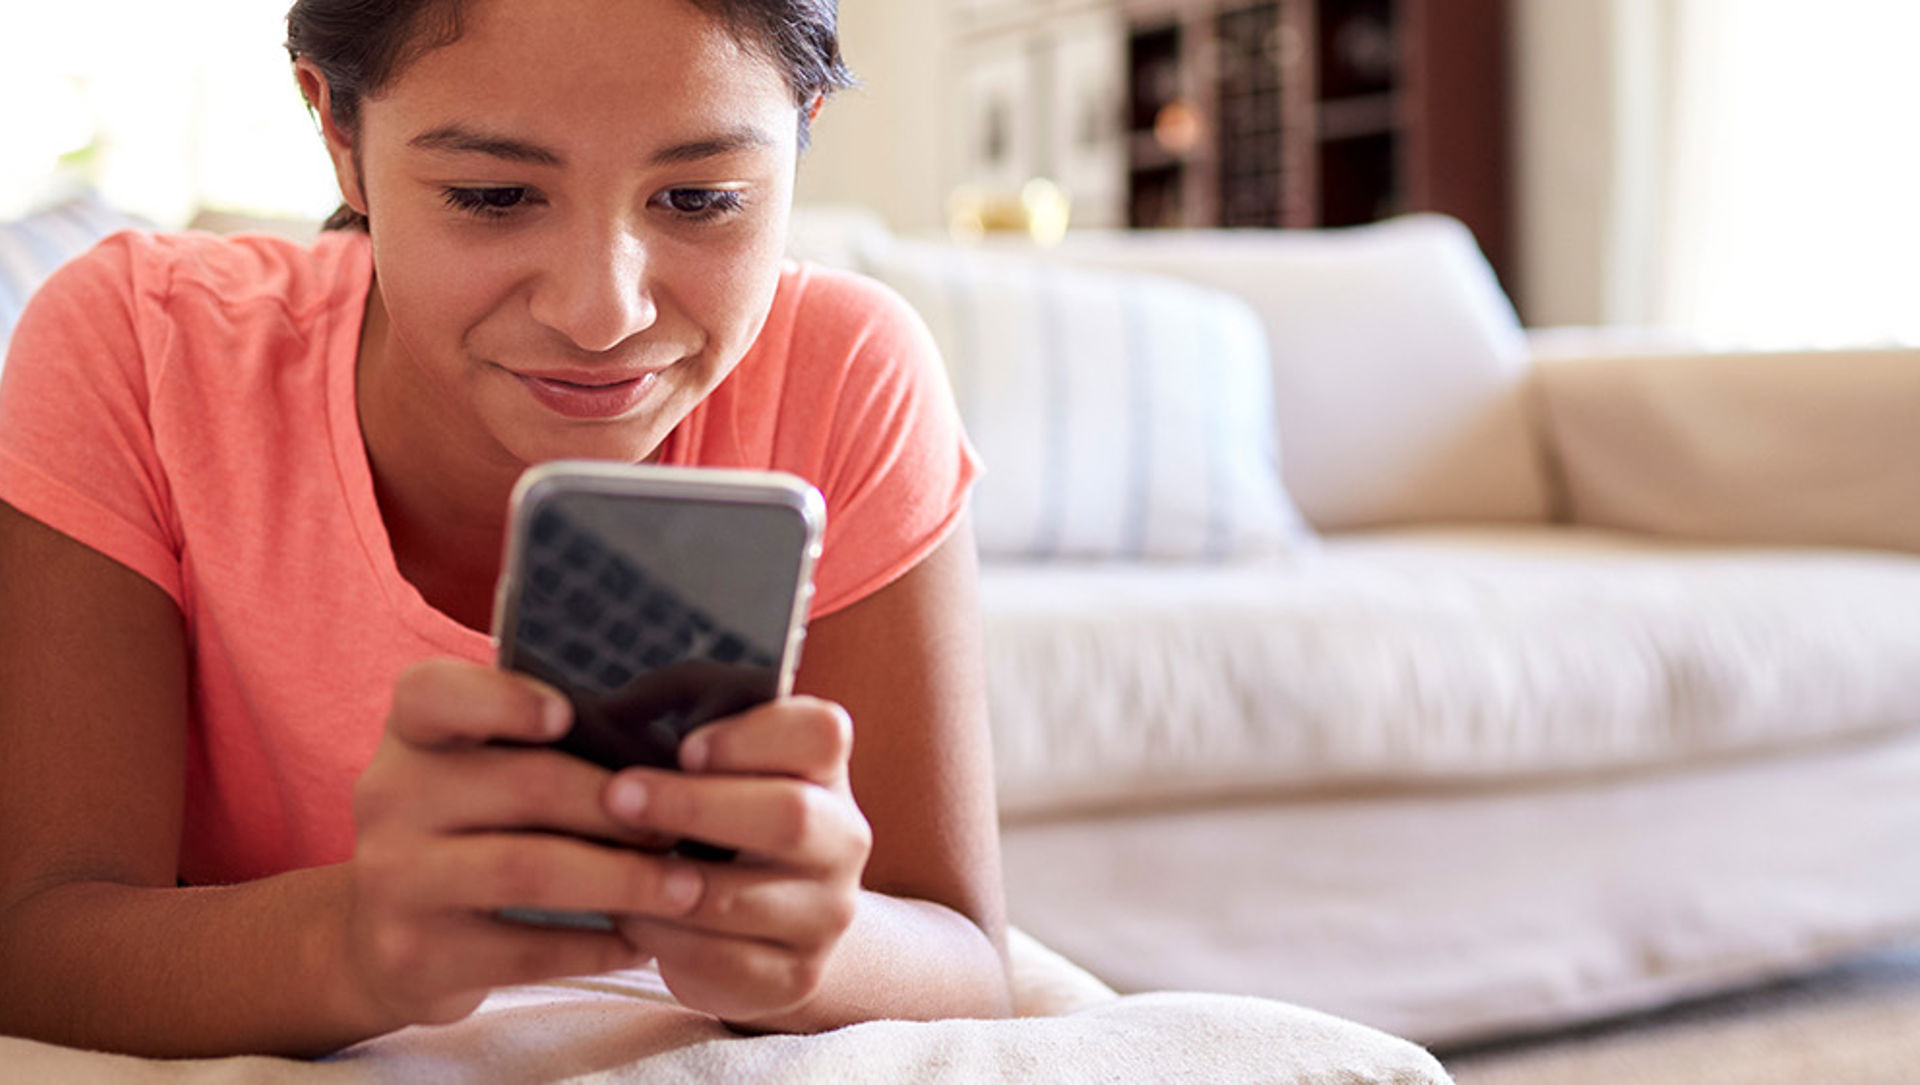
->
[285,0,855,231]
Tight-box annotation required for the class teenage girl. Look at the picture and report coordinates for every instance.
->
[0,0,1009,1057]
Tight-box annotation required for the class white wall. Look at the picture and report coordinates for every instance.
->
[796,0,954,233]
[1511,0,1655,328]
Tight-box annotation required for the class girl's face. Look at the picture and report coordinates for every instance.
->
[322,0,801,468]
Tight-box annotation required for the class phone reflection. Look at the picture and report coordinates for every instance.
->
[504,500,783,772]
[523,654,775,773]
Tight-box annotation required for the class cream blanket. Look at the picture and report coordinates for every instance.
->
[0,931,1450,1083]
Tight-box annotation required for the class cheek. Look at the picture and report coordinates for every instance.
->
[673,229,788,354]
[668,179,794,352]
[371,224,516,359]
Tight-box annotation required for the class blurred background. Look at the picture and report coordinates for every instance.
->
[6,0,1917,348]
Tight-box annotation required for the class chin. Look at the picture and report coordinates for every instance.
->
[505,426,665,468]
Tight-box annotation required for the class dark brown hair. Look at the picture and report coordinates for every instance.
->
[285,0,855,231]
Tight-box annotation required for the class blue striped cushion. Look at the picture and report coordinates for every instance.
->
[0,193,151,364]
[858,238,1311,561]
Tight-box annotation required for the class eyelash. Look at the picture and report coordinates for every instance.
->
[439,187,746,223]
[660,189,746,220]
[439,187,526,220]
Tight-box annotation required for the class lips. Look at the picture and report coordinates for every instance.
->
[509,368,661,420]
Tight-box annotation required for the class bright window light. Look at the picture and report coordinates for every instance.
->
[1662,0,1920,348]
[0,0,341,225]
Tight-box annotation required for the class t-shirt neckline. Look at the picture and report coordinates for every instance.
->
[320,232,496,659]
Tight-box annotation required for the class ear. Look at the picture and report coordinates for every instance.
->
[294,59,369,217]
[805,93,825,126]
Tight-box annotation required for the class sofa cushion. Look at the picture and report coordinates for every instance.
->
[857,237,1311,561]
[979,526,1920,817]
[1,192,150,363]
[1538,347,1920,555]
[1019,215,1552,531]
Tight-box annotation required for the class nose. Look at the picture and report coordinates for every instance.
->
[526,221,659,353]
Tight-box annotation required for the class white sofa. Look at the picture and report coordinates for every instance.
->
[810,211,1920,1049]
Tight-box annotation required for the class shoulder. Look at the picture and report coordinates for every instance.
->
[138,228,366,326]
[752,261,968,462]
[743,265,978,617]
[25,228,367,339]
[749,261,947,415]
[2,228,368,452]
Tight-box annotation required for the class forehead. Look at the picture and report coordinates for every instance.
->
[372,0,796,146]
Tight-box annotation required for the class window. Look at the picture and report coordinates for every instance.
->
[0,1,339,225]
[1656,0,1920,347]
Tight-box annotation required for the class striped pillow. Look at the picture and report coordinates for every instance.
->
[858,238,1311,561]
[0,193,151,364]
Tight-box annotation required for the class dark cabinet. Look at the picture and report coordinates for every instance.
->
[1122,0,1511,287]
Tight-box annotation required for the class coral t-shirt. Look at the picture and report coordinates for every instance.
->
[0,229,976,885]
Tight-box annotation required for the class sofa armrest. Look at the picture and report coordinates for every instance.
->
[1524,324,1708,362]
[1535,347,1920,553]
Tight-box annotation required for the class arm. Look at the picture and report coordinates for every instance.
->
[0,501,371,1056]
[0,494,1004,1054]
[612,516,1013,1029]
[0,502,707,1056]
[775,512,1010,1026]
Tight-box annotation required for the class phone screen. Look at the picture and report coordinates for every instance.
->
[498,482,815,772]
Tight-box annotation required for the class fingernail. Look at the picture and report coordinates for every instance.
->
[542,694,571,738]
[663,865,702,911]
[679,731,709,772]
[610,777,647,820]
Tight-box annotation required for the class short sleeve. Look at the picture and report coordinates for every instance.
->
[785,270,981,618]
[0,232,183,603]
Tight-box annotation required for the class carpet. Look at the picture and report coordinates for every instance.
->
[1441,943,1920,1084]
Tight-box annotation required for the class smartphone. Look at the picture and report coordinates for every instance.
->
[493,461,825,769]
[490,461,825,929]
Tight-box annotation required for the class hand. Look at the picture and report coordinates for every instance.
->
[340,660,706,1027]
[607,696,873,1026]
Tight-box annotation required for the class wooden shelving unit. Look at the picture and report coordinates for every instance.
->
[1120,0,1511,288]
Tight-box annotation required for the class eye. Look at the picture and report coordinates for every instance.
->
[442,186,536,219]
[658,188,745,220]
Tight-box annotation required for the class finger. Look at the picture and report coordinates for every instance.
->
[678,697,853,786]
[619,864,853,943]
[388,659,570,749]
[368,910,652,1012]
[383,744,672,848]
[630,919,827,1023]
[606,771,870,869]
[389,832,705,919]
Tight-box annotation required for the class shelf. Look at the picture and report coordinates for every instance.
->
[1126,163,1187,230]
[1113,0,1511,285]
[1314,92,1400,142]
[1126,130,1192,171]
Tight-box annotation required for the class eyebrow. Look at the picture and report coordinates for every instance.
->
[407,124,778,168]
[647,129,778,166]
[409,125,562,166]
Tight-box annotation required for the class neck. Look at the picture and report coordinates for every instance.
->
[356,281,518,631]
